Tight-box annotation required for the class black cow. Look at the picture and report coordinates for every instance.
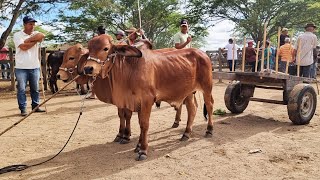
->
[47,51,64,94]
[47,50,89,94]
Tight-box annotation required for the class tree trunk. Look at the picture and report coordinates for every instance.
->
[0,0,25,49]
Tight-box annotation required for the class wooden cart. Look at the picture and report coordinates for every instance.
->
[213,71,318,125]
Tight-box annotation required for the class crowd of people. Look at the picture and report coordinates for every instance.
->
[224,23,319,78]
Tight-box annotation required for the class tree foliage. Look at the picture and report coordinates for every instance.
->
[0,0,71,49]
[55,0,207,48]
[188,0,320,44]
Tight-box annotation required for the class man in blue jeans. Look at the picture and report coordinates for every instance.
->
[13,16,46,116]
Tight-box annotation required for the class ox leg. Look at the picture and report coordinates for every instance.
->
[120,109,133,144]
[135,101,153,161]
[80,84,86,95]
[172,104,182,128]
[54,79,59,93]
[114,108,126,143]
[49,77,55,94]
[204,94,214,137]
[181,94,197,141]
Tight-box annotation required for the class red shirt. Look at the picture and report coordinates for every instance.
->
[0,47,8,61]
[245,47,256,62]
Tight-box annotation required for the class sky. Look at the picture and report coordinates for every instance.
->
[0,3,235,51]
[0,19,235,51]
[202,20,235,51]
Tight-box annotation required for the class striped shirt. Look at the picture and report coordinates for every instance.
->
[278,43,294,62]
[294,32,317,66]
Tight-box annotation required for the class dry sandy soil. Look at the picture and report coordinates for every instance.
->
[0,78,320,180]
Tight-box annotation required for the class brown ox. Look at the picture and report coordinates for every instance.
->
[78,34,214,161]
[56,44,188,144]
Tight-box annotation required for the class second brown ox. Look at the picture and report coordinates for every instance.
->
[78,34,214,161]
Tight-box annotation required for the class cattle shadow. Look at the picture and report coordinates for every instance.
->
[0,114,308,180]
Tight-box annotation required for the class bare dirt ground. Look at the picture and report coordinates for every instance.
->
[0,78,320,180]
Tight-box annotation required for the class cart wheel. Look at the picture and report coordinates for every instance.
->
[224,81,250,113]
[287,84,317,125]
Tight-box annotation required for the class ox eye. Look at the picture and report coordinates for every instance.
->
[103,47,109,51]
[69,57,75,60]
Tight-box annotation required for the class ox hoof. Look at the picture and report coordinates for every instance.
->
[134,144,141,153]
[205,131,213,138]
[119,137,130,144]
[135,152,148,161]
[171,122,179,128]
[180,134,190,141]
[113,135,122,143]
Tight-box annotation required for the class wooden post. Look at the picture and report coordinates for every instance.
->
[39,46,47,112]
[232,38,235,72]
[255,41,261,72]
[286,30,294,75]
[297,39,301,76]
[267,44,270,69]
[41,47,48,91]
[275,27,281,73]
[260,23,267,71]
[9,48,15,91]
[242,37,246,72]
[218,48,223,83]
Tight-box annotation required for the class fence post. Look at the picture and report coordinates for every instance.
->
[9,48,15,91]
[41,47,48,90]
[217,48,223,83]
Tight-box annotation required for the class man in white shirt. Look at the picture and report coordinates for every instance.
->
[294,23,318,77]
[173,19,192,49]
[13,16,46,116]
[223,38,239,71]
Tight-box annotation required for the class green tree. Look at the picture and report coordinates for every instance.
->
[188,0,320,44]
[0,0,71,49]
[55,0,207,48]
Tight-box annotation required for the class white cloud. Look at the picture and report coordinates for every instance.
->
[201,20,236,51]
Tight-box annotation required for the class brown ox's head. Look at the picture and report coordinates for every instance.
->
[79,34,147,78]
[57,44,87,82]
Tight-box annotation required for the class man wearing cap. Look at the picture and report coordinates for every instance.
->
[173,19,192,49]
[113,30,127,45]
[280,28,289,46]
[293,23,318,77]
[13,16,46,116]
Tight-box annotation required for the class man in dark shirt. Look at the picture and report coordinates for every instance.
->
[280,28,289,46]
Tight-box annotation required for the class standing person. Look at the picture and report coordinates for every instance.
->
[0,46,10,79]
[280,28,290,46]
[13,16,46,116]
[113,30,127,45]
[294,23,318,77]
[263,41,275,69]
[97,25,105,35]
[311,45,319,78]
[245,41,257,72]
[223,38,239,71]
[278,38,295,75]
[173,19,192,49]
[125,27,147,46]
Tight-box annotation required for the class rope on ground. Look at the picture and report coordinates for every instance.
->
[0,75,90,174]
[0,75,80,137]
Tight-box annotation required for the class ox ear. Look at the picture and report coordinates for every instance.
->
[77,53,89,75]
[112,45,142,57]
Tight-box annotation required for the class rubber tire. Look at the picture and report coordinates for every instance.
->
[287,84,317,125]
[224,82,250,113]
